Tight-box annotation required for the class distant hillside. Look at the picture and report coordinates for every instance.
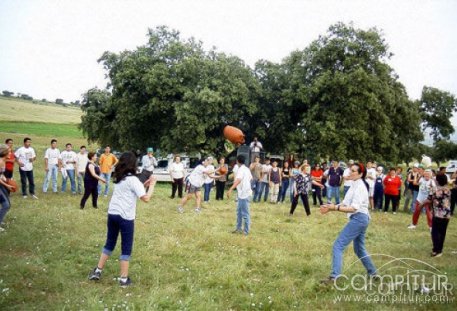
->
[0,96,82,124]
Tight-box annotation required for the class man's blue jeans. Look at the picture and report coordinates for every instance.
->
[252,180,262,202]
[236,197,250,234]
[327,185,341,204]
[203,182,212,202]
[331,212,377,278]
[98,173,111,195]
[62,169,76,193]
[257,182,270,202]
[410,190,419,213]
[43,165,58,192]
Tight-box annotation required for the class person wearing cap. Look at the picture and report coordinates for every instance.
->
[139,148,158,182]
[342,160,355,196]
[98,145,119,197]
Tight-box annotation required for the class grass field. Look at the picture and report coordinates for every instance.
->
[1,99,457,310]
[0,96,81,124]
[0,121,83,139]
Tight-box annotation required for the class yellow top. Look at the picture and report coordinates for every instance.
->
[99,153,118,174]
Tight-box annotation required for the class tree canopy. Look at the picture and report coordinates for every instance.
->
[80,23,454,163]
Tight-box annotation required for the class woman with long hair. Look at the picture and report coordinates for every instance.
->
[88,152,156,287]
[80,152,106,209]
[320,163,377,283]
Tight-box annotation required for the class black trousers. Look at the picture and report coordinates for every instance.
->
[384,194,399,212]
[312,184,323,205]
[215,180,226,200]
[450,188,457,215]
[171,178,183,198]
[431,217,449,253]
[80,183,98,208]
[290,193,310,216]
[19,169,35,196]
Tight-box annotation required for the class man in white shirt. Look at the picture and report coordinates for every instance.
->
[60,143,77,194]
[15,137,37,199]
[42,139,61,193]
[342,159,354,197]
[76,146,88,194]
[168,155,185,198]
[228,155,253,235]
[249,136,263,163]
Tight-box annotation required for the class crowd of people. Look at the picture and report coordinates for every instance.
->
[0,135,455,287]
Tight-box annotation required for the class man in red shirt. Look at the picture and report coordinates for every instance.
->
[383,167,402,214]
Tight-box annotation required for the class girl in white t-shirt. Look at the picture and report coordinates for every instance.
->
[88,152,156,287]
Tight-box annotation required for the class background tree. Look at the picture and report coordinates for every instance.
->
[277,22,422,162]
[2,90,14,97]
[420,86,457,142]
[81,26,260,154]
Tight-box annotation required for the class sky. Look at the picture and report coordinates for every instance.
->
[0,0,456,107]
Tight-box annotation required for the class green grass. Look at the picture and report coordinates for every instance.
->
[0,121,83,139]
[0,96,82,124]
[1,159,456,310]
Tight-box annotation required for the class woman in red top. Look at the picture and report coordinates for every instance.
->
[383,167,402,214]
[4,139,15,179]
[310,163,324,205]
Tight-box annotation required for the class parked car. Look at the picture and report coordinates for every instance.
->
[137,153,201,182]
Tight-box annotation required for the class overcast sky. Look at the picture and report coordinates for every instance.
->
[0,0,456,105]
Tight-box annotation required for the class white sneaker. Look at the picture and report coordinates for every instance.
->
[407,224,416,229]
[177,206,184,214]
[23,195,27,199]
[0,227,5,232]
[393,212,397,215]
[32,195,39,200]
[194,207,201,214]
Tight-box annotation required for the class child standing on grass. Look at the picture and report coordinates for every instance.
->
[88,152,156,287]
